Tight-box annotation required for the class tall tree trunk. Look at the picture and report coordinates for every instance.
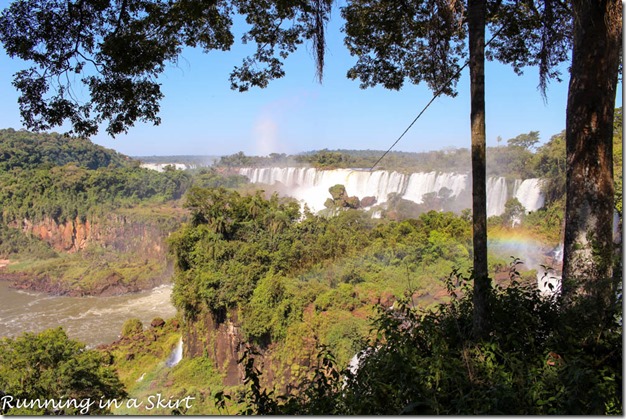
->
[562,0,621,306]
[468,0,489,339]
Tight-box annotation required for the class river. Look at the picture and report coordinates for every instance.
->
[0,281,177,348]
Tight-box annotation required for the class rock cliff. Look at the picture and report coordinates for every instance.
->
[12,214,169,258]
[183,309,315,389]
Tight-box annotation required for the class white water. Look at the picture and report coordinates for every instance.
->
[166,337,183,367]
[239,167,544,216]
[486,177,509,217]
[141,163,190,172]
[537,270,562,297]
[0,282,176,347]
[513,179,545,213]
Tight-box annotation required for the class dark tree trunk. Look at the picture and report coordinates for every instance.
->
[468,0,490,339]
[562,0,621,305]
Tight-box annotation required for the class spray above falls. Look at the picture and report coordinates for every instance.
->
[239,167,545,216]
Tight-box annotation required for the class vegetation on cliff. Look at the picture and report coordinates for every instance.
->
[231,265,622,415]
[0,121,621,413]
[169,185,495,393]
[102,316,227,415]
[0,129,192,294]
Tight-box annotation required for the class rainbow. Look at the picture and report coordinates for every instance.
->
[487,229,562,272]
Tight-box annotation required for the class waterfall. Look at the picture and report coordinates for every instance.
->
[239,167,544,217]
[514,178,545,213]
[166,337,183,367]
[486,177,508,217]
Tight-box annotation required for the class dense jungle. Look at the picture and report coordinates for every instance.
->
[0,119,622,413]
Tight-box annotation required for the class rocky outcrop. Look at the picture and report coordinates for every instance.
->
[4,267,172,297]
[1,210,185,296]
[185,310,246,386]
[11,214,171,258]
[183,309,315,390]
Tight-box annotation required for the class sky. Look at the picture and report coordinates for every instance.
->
[0,2,622,157]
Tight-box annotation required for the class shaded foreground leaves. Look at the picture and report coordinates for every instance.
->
[229,261,622,415]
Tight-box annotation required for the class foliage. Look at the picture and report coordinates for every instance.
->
[0,129,192,225]
[324,184,361,210]
[191,167,249,190]
[214,148,473,174]
[228,345,345,415]
[0,0,333,136]
[487,133,536,178]
[0,223,58,259]
[0,164,191,224]
[234,261,622,415]
[507,130,540,150]
[524,199,565,242]
[217,151,299,168]
[137,155,219,167]
[501,197,525,227]
[531,130,566,205]
[169,187,372,321]
[170,185,474,363]
[0,128,131,171]
[121,318,144,338]
[103,317,225,415]
[296,150,356,169]
[0,327,127,415]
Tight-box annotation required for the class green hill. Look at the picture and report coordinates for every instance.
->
[0,128,133,171]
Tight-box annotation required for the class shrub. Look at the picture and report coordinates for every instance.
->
[121,318,144,338]
[233,262,622,415]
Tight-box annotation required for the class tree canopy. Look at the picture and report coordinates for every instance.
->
[0,328,127,415]
[0,0,332,137]
[0,129,191,224]
[0,0,575,138]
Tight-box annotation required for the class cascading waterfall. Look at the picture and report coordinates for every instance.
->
[486,177,509,217]
[513,179,545,213]
[166,337,183,367]
[239,167,545,216]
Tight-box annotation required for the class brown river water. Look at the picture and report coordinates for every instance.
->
[0,281,177,347]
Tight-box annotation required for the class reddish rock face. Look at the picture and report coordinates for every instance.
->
[185,310,245,386]
[14,215,169,258]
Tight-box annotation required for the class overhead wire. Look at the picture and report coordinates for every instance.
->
[369,22,509,171]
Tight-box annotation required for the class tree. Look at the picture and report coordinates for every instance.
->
[502,197,525,227]
[531,131,566,205]
[0,0,333,137]
[342,0,571,337]
[467,0,489,338]
[0,328,127,415]
[561,0,622,305]
[507,130,540,151]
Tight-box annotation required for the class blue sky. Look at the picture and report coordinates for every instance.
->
[0,2,621,157]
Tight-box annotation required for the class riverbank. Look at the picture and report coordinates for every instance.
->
[0,255,173,297]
